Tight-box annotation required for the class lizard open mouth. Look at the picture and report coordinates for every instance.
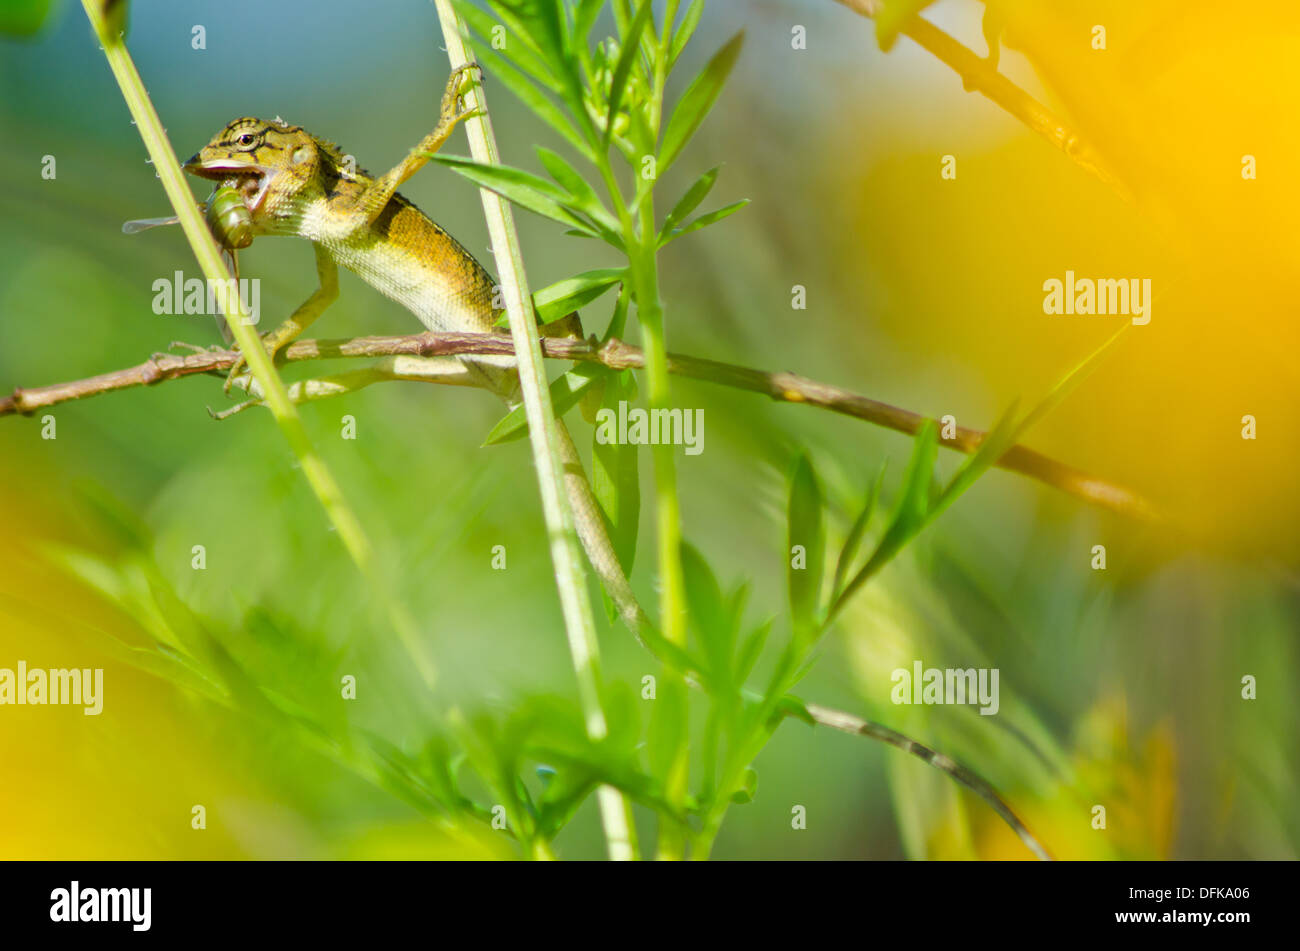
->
[182,158,270,212]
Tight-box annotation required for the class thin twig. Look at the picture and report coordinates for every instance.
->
[802,701,1052,860]
[0,330,1159,522]
[834,1,1125,196]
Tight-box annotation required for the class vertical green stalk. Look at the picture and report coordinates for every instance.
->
[434,0,636,861]
[79,0,434,689]
[598,0,690,859]
[646,3,691,862]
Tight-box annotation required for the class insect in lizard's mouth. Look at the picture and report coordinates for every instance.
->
[182,158,271,211]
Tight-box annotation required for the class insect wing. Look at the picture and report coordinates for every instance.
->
[121,215,180,234]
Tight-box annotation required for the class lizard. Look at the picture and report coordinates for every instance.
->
[181,65,645,635]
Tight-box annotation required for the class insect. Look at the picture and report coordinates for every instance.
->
[124,183,251,249]
[124,183,254,341]
[201,184,255,250]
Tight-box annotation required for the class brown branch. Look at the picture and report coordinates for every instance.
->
[834,1,1125,195]
[802,701,1052,859]
[0,330,1159,521]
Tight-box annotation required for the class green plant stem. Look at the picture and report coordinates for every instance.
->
[596,0,690,857]
[79,0,435,690]
[435,0,635,862]
[646,1,692,861]
[643,0,685,654]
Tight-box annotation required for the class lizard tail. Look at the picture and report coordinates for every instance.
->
[554,417,651,640]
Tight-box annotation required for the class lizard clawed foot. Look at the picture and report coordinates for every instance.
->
[440,63,484,127]
[223,354,251,395]
[221,330,288,395]
[222,352,254,395]
[207,399,260,421]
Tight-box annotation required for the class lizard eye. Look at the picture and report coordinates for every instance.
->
[236,133,259,148]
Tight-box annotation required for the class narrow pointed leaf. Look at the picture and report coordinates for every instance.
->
[832,422,938,616]
[574,0,604,45]
[832,462,887,599]
[934,402,1019,518]
[534,146,620,235]
[734,618,772,684]
[661,164,720,236]
[483,365,603,445]
[787,453,825,636]
[467,40,593,159]
[659,198,748,246]
[533,267,626,324]
[669,0,705,65]
[681,542,731,681]
[659,30,745,172]
[459,1,561,93]
[434,155,595,234]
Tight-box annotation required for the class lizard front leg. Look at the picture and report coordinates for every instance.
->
[353,64,482,226]
[225,244,339,394]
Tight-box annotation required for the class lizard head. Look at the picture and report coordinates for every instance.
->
[184,117,327,234]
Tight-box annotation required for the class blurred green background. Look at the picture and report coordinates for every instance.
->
[0,0,1296,859]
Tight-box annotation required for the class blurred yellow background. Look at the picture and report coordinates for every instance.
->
[0,0,1296,859]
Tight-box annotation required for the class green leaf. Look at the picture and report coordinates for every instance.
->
[734,618,772,684]
[483,365,603,445]
[659,30,745,173]
[660,164,720,236]
[933,401,1019,519]
[533,267,626,324]
[459,1,561,93]
[832,462,887,599]
[832,422,938,616]
[483,0,561,72]
[605,0,655,144]
[1012,323,1131,445]
[592,372,640,575]
[658,198,748,246]
[874,0,940,52]
[681,542,732,679]
[786,453,825,637]
[488,0,588,130]
[534,146,620,236]
[886,422,939,536]
[669,0,705,66]
[938,324,1130,518]
[872,421,938,560]
[433,155,595,234]
[604,283,632,342]
[574,0,604,46]
[466,38,593,160]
